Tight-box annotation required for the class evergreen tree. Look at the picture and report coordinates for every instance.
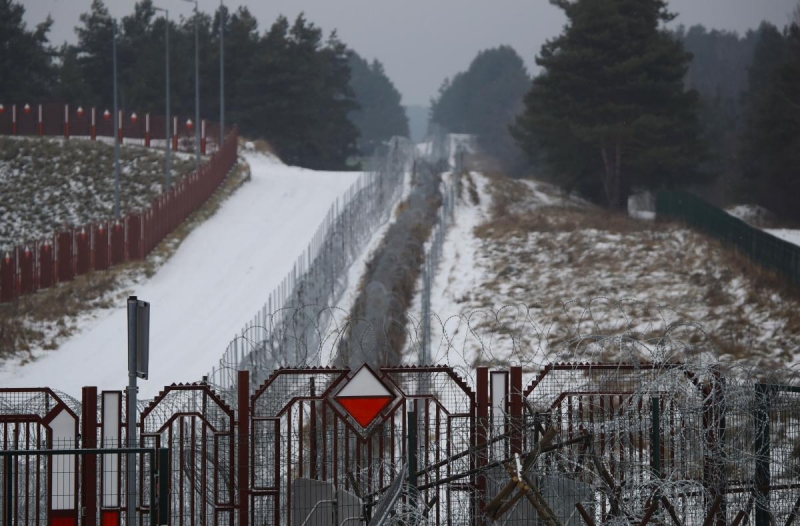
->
[740,23,800,221]
[237,14,358,169]
[74,0,115,108]
[348,51,409,156]
[430,46,530,174]
[512,0,705,209]
[0,0,55,103]
[674,24,759,203]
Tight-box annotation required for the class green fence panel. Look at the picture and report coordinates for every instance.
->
[656,191,800,286]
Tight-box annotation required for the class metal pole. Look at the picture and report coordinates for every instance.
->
[3,455,12,526]
[158,448,169,526]
[113,19,121,219]
[219,0,225,145]
[127,296,139,526]
[155,7,171,190]
[194,0,200,171]
[651,397,660,478]
[165,10,171,189]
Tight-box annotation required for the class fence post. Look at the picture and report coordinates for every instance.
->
[310,377,318,480]
[3,454,12,526]
[408,406,418,488]
[651,397,660,479]
[157,448,169,526]
[754,384,770,526]
[237,370,250,526]
[476,367,489,517]
[81,386,98,526]
[509,366,523,457]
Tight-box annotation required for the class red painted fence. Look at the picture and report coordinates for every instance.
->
[0,102,238,303]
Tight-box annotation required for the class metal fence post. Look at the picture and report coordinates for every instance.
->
[3,455,12,526]
[651,397,660,479]
[755,384,770,526]
[157,448,169,526]
[238,370,250,526]
[81,386,98,526]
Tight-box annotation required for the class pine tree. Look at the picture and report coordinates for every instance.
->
[740,23,800,221]
[0,0,55,103]
[348,52,409,156]
[512,0,705,208]
[429,46,530,174]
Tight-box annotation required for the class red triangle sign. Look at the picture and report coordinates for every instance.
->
[335,367,394,428]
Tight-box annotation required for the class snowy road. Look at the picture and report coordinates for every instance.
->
[0,151,360,398]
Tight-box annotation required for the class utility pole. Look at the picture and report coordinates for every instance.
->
[182,0,201,172]
[220,0,225,145]
[154,7,171,189]
[112,19,121,219]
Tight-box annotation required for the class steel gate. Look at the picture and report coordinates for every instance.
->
[139,384,236,526]
[249,365,476,525]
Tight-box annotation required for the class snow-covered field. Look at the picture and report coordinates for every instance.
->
[0,136,196,251]
[0,151,361,398]
[406,172,800,377]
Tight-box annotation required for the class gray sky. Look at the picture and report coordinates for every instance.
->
[22,0,800,106]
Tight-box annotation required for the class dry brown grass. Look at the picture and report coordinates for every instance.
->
[447,172,800,365]
[0,158,251,358]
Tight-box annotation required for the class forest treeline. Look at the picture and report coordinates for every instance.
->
[430,0,800,222]
[0,0,409,170]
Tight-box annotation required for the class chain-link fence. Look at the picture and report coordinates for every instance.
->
[208,138,416,392]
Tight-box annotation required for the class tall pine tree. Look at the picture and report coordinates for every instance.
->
[430,46,530,174]
[512,0,705,208]
[740,23,800,222]
[348,52,409,156]
[0,0,55,103]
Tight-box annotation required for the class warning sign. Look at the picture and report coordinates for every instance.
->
[335,367,395,428]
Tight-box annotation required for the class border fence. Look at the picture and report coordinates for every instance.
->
[207,137,417,391]
[0,103,238,303]
[0,102,222,152]
[656,191,800,286]
[2,361,799,526]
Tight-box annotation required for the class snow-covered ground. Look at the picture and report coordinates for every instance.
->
[766,229,800,248]
[0,136,196,251]
[0,151,360,398]
[406,172,800,377]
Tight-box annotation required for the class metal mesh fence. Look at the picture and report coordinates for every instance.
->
[209,137,416,393]
[656,190,800,286]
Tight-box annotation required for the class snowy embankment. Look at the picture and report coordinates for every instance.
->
[406,172,800,376]
[727,204,800,248]
[0,151,360,398]
[0,136,196,251]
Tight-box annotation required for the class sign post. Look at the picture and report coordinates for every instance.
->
[126,296,150,526]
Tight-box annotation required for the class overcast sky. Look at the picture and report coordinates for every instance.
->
[21,0,800,106]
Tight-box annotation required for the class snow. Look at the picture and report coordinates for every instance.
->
[317,169,414,366]
[765,229,800,248]
[0,151,360,399]
[404,171,800,378]
[727,204,775,227]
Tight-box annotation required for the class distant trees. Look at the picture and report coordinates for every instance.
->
[232,15,359,169]
[513,0,705,209]
[429,46,531,175]
[2,0,376,170]
[0,0,55,103]
[347,52,409,156]
[673,24,759,202]
[739,22,800,221]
